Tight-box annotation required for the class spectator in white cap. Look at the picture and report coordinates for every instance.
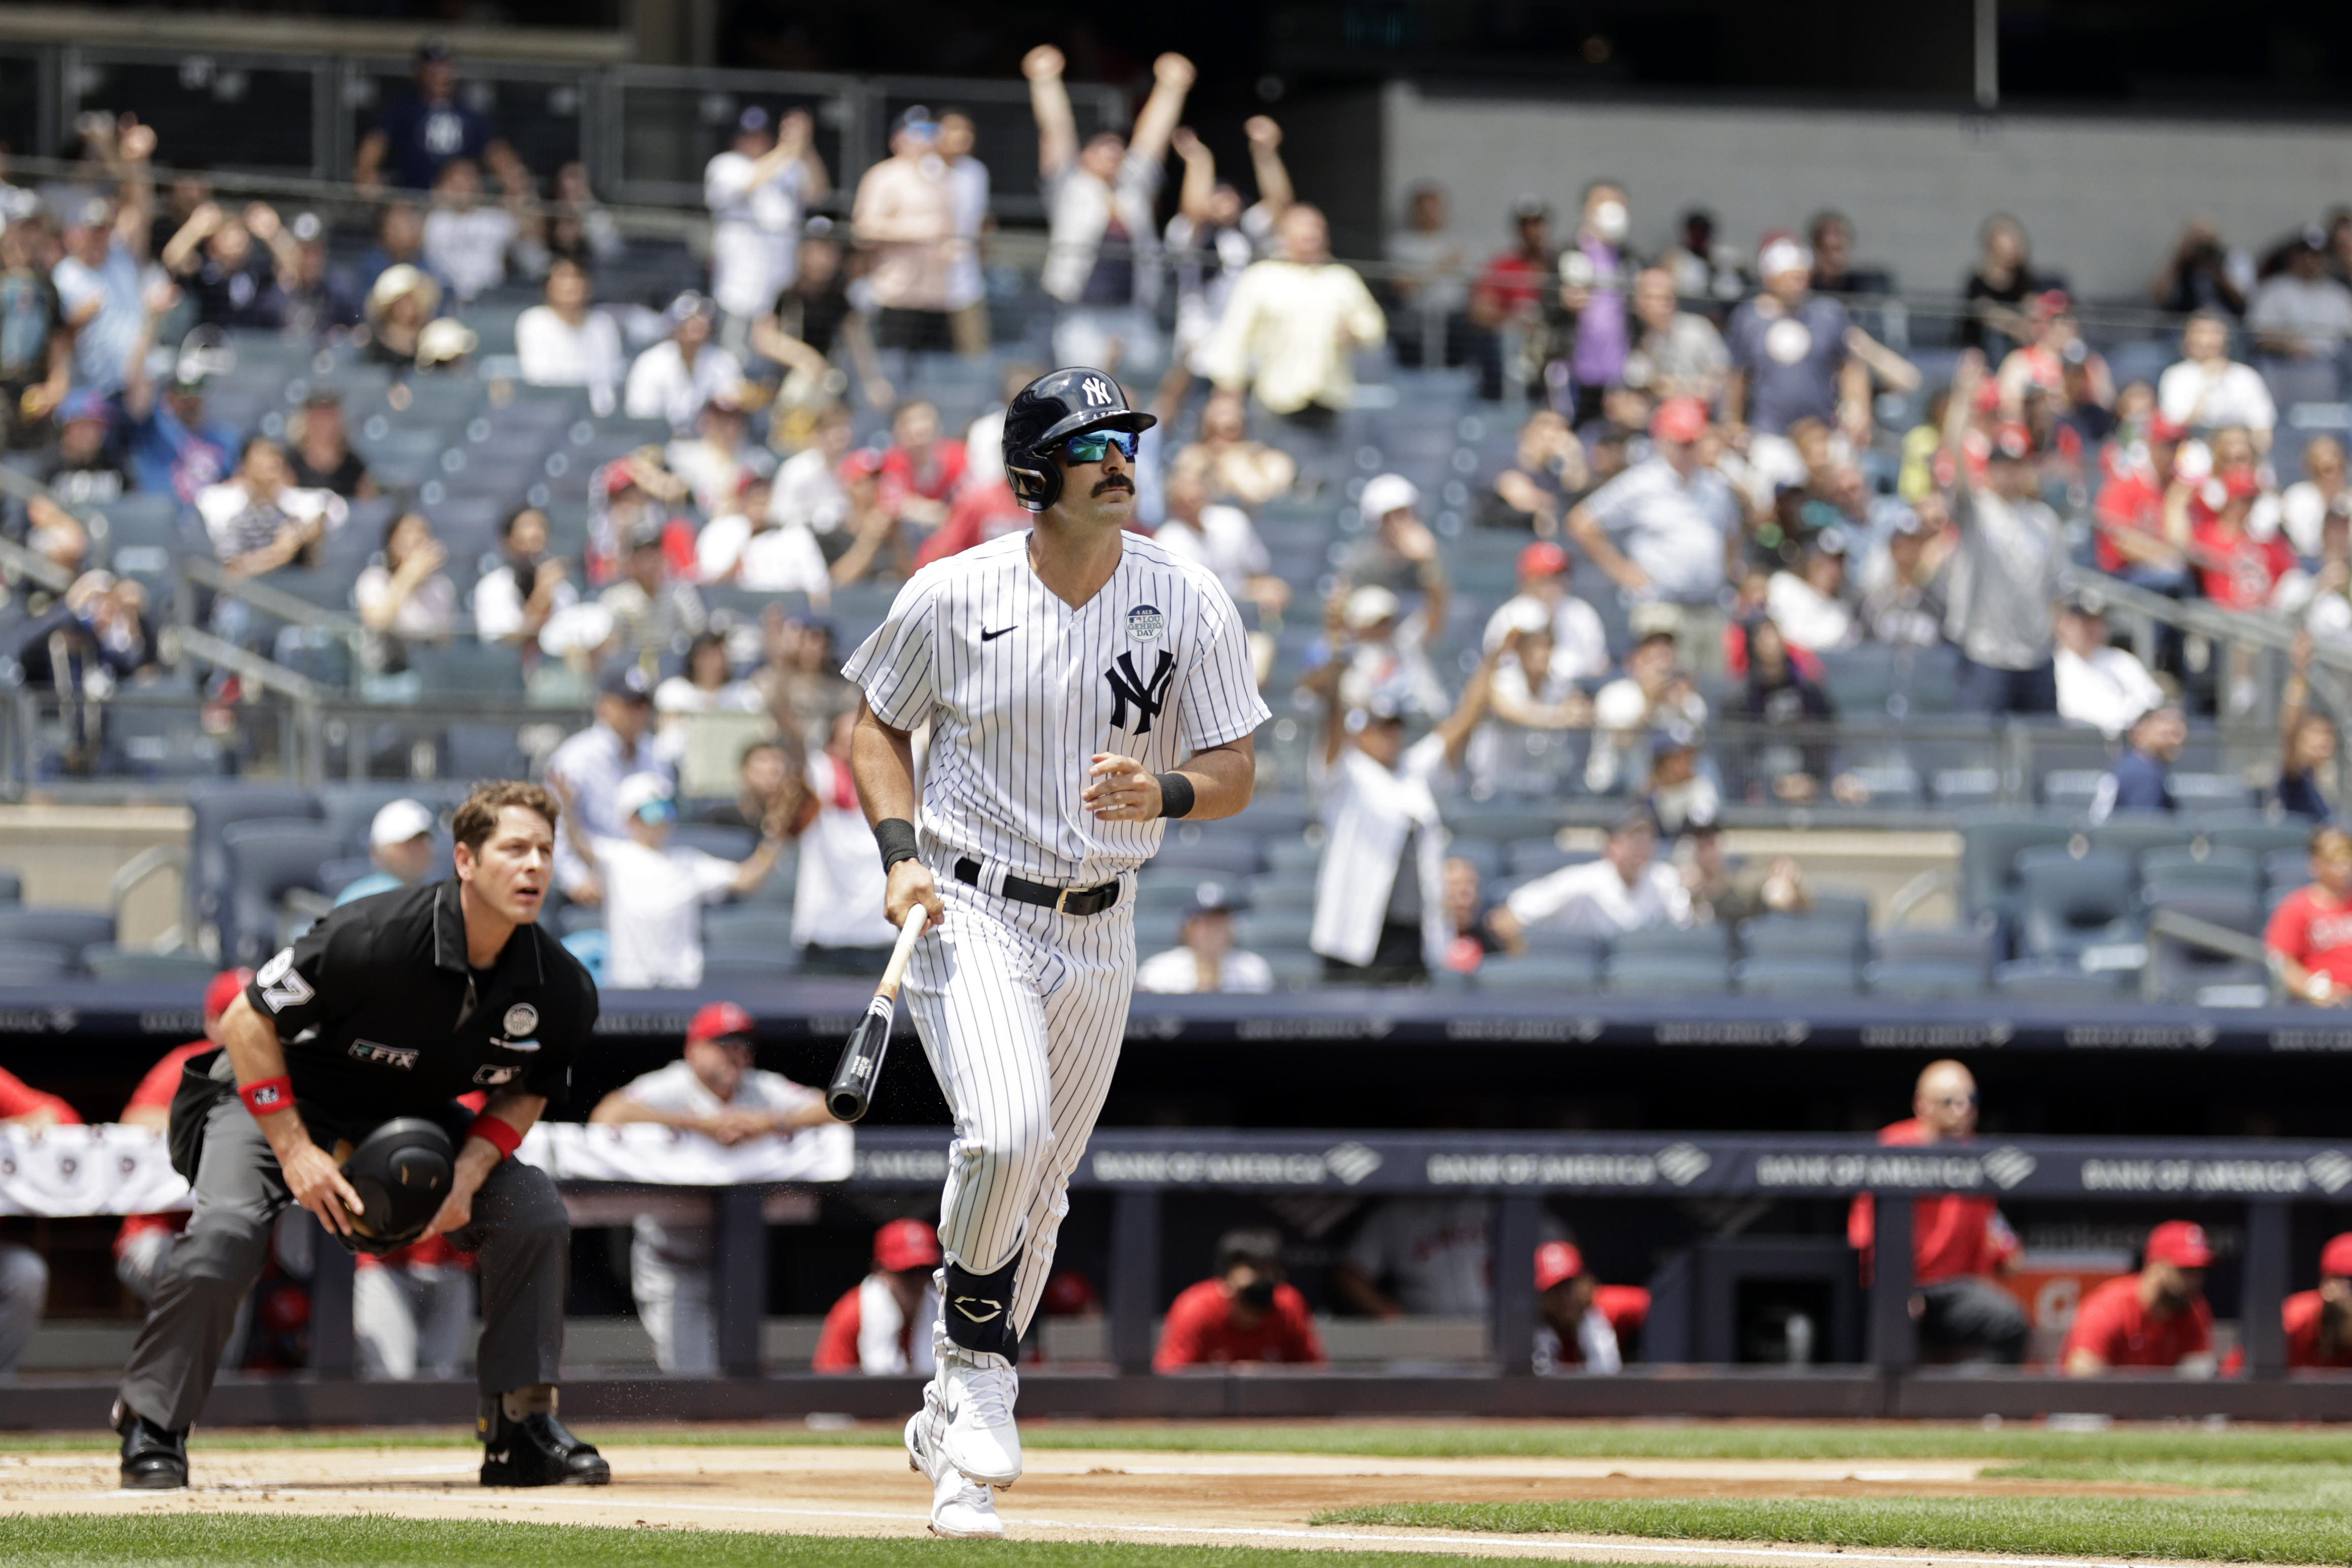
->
[1584,625,1709,795]
[704,106,829,360]
[1139,882,1274,995]
[333,799,441,907]
[1727,233,1872,455]
[626,292,746,435]
[1307,635,1517,986]
[551,772,789,989]
[1341,474,1450,613]
[1314,583,1448,718]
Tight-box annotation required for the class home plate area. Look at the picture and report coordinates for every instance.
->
[0,1436,2199,1564]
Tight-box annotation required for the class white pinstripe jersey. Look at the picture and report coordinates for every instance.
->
[843,530,1269,887]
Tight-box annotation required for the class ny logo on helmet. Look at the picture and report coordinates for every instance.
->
[1105,649,1175,735]
[1081,377,1115,407]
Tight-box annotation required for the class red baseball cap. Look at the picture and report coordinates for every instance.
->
[874,1217,941,1272]
[837,449,884,482]
[2322,1232,2352,1279]
[686,1000,756,1046]
[1518,541,1570,579]
[2147,415,2188,444]
[1041,1269,1102,1315]
[205,967,255,1023]
[1535,1240,1585,1293]
[2220,467,2262,501]
[2144,1220,2215,1268]
[1651,397,1708,445]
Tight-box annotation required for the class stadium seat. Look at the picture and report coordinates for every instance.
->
[1477,953,1599,991]
[2140,844,2260,893]
[1133,877,1209,912]
[2015,845,2140,960]
[701,905,798,947]
[1737,955,1862,995]
[405,641,527,699]
[1865,958,1992,998]
[1262,950,1323,990]
[1958,810,2076,920]
[1243,879,1320,913]
[1608,954,1733,994]
[1872,925,1996,973]
[220,821,346,968]
[2204,810,2322,857]
[86,949,221,984]
[1238,908,1316,949]
[0,909,116,971]
[1504,838,1585,878]
[2171,773,2255,810]
[0,943,69,986]
[1612,924,1734,962]
[2088,813,2199,859]
[1739,915,1868,962]
[699,943,801,982]
[2265,847,2312,892]
[671,824,757,861]
[187,787,322,942]
[0,871,23,904]
[1148,839,1263,878]
[2041,770,2106,810]
[1441,800,1564,843]
[2144,886,2267,1005]
[1993,957,2131,1003]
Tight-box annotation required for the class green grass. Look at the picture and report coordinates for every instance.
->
[9,1419,2352,1465]
[0,1516,1548,1568]
[1317,1462,2352,1565]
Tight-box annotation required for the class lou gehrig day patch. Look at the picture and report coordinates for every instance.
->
[503,1004,539,1037]
[1126,604,1164,641]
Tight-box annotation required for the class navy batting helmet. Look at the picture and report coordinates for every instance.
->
[1001,368,1155,512]
[337,1117,455,1255]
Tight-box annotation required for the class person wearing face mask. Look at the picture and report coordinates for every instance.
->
[2061,1221,2217,1376]
[1556,180,1637,424]
[1153,1228,1324,1371]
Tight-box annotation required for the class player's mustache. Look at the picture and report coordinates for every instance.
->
[1092,475,1134,496]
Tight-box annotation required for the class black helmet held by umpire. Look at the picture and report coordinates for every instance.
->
[1001,368,1156,512]
[336,1117,456,1255]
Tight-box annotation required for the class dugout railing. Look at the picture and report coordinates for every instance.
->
[1,1125,2350,1427]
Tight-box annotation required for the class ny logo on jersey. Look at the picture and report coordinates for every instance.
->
[1104,649,1175,736]
[1081,376,1116,407]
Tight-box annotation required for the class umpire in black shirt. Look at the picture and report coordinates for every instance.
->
[114,781,608,1490]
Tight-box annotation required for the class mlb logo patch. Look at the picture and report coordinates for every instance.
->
[1126,605,1164,642]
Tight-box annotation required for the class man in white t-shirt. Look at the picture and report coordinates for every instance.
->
[2157,311,2276,447]
[936,110,992,357]
[1495,811,1691,942]
[625,293,746,434]
[587,1001,835,1372]
[791,710,899,971]
[770,405,856,537]
[1480,541,1610,682]
[704,107,828,358]
[419,159,515,302]
[557,773,785,988]
[699,474,832,600]
[2054,601,2165,739]
[2250,229,2352,363]
[1153,470,1287,617]
[1138,881,1274,995]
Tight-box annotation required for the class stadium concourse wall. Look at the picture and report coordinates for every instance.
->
[1382,81,2352,302]
[4,1126,2352,1426]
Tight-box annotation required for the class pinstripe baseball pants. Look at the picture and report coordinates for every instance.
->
[903,872,1134,1341]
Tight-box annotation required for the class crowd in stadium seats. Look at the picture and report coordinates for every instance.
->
[0,37,2350,1003]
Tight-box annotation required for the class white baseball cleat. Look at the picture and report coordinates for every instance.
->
[906,1411,1004,1539]
[936,1348,1022,1485]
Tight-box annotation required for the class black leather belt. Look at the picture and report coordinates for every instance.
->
[954,857,1122,916]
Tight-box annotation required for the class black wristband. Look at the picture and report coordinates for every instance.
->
[1155,772,1196,820]
[874,817,920,872]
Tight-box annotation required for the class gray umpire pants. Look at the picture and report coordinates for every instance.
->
[119,1097,571,1430]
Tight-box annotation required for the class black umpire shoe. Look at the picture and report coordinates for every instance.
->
[480,1409,610,1487]
[113,1401,188,1491]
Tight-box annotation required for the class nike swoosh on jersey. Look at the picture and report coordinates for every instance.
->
[980,626,1017,642]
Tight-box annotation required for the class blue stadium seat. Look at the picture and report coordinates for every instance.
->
[1958,810,2076,920]
[2139,844,2260,894]
[2204,810,2321,857]
[2087,813,2198,859]
[187,787,322,940]
[1739,914,1868,962]
[0,943,69,986]
[1736,955,1862,995]
[0,908,115,971]
[1608,954,1732,994]
[2144,885,2266,1005]
[220,821,345,968]
[2015,845,2140,960]
[701,905,798,946]
[1865,959,1991,998]
[1993,957,2130,1003]
[86,948,220,984]
[1477,953,1599,991]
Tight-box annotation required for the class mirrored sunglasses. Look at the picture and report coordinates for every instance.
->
[1062,429,1139,464]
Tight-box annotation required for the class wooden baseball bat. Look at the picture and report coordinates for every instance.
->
[824,904,928,1123]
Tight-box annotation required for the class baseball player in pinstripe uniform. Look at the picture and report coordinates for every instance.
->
[843,368,1268,1538]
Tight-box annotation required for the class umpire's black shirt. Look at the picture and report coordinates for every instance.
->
[247,879,598,1144]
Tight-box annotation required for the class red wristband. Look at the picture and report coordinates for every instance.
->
[237,1076,294,1118]
[467,1113,522,1161]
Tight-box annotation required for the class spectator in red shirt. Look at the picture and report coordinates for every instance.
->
[1468,199,1556,402]
[813,1219,941,1375]
[2191,466,2292,612]
[1154,1227,1325,1372]
[2061,1220,2215,1375]
[2283,1231,2352,1369]
[0,1059,74,1375]
[2264,826,2352,1006]
[1533,1240,1649,1374]
[1847,1059,2027,1363]
[2091,414,2192,589]
[114,968,248,1306]
[877,400,967,536]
